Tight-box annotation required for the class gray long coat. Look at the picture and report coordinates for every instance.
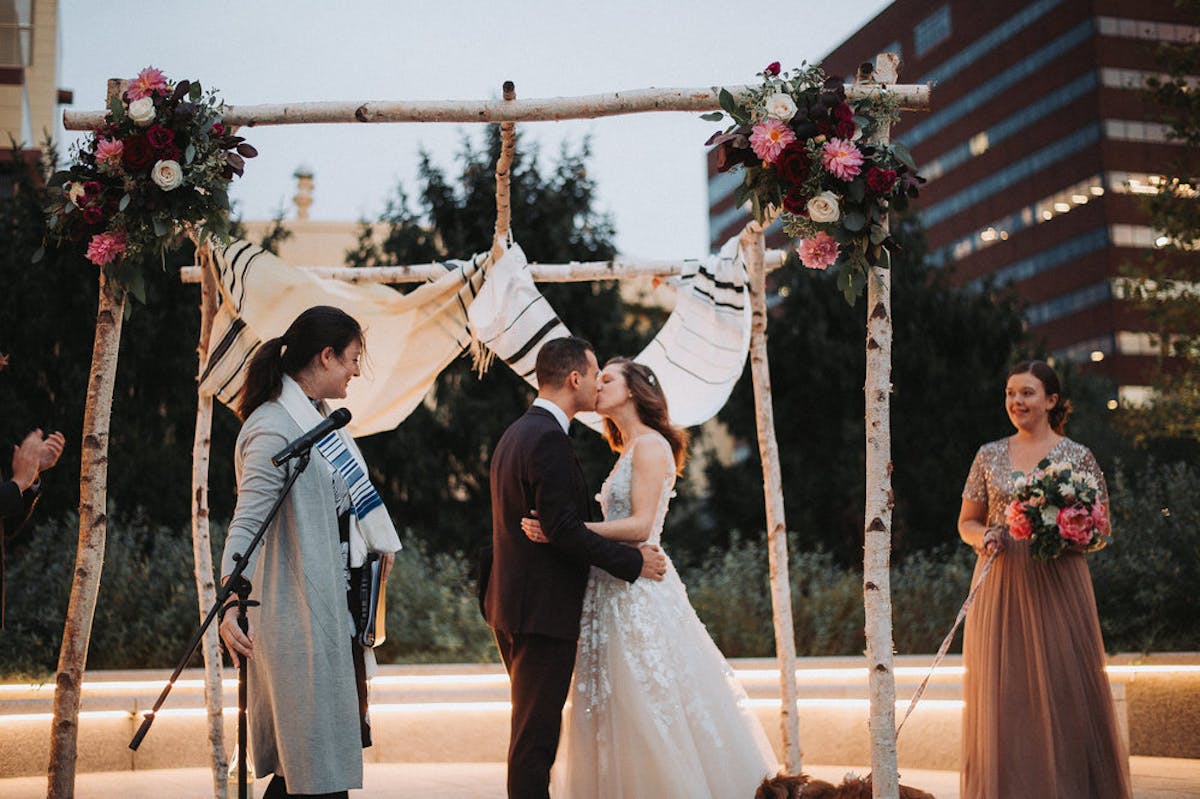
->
[221,400,362,794]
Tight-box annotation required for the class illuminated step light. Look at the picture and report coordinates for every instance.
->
[1107,399,1120,410]
[1042,210,1054,221]
[1091,185,1105,196]
[1091,350,1106,362]
[980,228,998,242]
[1054,202,1072,212]
[1155,236,1172,247]
[1072,194,1089,204]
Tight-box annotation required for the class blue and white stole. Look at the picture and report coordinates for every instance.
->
[278,375,402,566]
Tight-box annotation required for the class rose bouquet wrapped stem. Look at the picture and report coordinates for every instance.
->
[1005,459,1110,561]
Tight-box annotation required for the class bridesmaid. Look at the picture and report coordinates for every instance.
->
[957,360,1131,799]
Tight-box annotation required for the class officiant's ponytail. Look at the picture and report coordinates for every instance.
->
[236,306,363,420]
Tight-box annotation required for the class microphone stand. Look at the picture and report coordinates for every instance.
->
[130,449,313,799]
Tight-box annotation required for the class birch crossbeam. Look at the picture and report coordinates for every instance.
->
[178,252,789,285]
[65,83,929,130]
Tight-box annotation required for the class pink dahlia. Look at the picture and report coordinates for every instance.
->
[127,67,169,101]
[822,137,864,181]
[94,138,124,174]
[749,118,796,164]
[85,231,127,266]
[795,231,839,270]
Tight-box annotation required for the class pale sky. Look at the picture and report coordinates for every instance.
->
[58,0,892,260]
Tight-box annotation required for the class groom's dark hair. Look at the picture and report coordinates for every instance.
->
[536,337,594,388]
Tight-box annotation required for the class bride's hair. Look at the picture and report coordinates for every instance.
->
[602,358,689,474]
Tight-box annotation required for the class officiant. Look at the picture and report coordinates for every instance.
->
[217,305,401,799]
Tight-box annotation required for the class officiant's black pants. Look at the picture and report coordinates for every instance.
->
[494,630,577,799]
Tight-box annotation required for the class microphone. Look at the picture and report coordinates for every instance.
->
[272,408,352,466]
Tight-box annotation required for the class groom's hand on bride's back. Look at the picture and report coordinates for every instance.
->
[638,545,667,581]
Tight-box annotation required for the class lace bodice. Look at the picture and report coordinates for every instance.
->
[597,433,675,547]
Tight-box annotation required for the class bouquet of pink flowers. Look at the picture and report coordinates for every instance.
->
[704,62,924,303]
[39,66,255,296]
[1005,459,1109,561]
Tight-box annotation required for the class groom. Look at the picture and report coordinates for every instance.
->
[482,336,667,799]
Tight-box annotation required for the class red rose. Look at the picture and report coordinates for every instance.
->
[83,181,102,196]
[210,122,225,136]
[82,206,104,225]
[782,190,809,215]
[122,135,154,171]
[833,103,854,122]
[775,143,811,185]
[765,62,781,76]
[866,166,898,194]
[835,119,856,139]
[146,124,175,150]
[158,144,182,162]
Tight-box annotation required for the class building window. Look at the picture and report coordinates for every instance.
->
[0,0,33,68]
[914,5,952,56]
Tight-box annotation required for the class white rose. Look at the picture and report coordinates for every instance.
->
[127,97,156,126]
[66,182,86,207]
[806,191,841,223]
[764,92,798,122]
[151,159,183,191]
[1041,505,1060,528]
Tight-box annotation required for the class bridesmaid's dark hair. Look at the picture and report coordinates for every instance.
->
[602,358,689,474]
[1008,359,1073,434]
[236,306,363,421]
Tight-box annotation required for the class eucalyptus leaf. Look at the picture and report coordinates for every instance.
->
[700,111,725,122]
[32,246,44,263]
[153,216,168,237]
[119,194,131,212]
[848,179,866,203]
[185,143,196,164]
[127,268,147,305]
[718,88,738,116]
[108,96,124,122]
[843,210,866,232]
[890,142,917,171]
[189,82,203,101]
[870,223,888,245]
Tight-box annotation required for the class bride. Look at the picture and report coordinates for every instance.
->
[522,357,778,798]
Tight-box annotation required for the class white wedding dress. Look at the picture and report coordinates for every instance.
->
[550,433,778,798]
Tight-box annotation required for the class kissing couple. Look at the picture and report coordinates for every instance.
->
[480,336,778,798]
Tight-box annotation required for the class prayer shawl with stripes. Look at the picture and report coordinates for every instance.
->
[468,239,751,428]
[199,240,488,438]
[277,375,400,567]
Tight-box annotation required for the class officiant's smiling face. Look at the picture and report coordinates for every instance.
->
[310,339,363,400]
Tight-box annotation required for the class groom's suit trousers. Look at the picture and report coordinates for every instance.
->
[494,629,576,799]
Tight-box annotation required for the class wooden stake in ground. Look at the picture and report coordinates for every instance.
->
[47,80,129,797]
[861,52,901,799]
[191,242,227,799]
[741,220,802,773]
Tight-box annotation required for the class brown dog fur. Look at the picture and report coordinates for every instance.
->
[755,771,937,799]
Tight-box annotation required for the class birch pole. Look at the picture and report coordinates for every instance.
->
[740,220,801,772]
[862,52,902,799]
[190,241,227,799]
[491,81,517,264]
[47,78,128,799]
[64,84,930,130]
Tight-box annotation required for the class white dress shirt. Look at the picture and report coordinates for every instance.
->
[532,397,571,435]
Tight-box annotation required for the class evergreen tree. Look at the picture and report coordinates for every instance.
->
[348,129,654,555]
[1118,0,1200,448]
[703,215,1029,562]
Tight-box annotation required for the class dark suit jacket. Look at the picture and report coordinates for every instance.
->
[482,406,642,641]
[1,478,40,627]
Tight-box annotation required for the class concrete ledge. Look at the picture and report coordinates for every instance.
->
[1,653,1196,778]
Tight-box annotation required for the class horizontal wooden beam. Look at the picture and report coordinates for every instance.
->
[178,251,789,285]
[65,83,929,130]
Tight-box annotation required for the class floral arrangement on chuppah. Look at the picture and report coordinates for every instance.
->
[1006,459,1110,561]
[39,67,256,298]
[704,62,924,302]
